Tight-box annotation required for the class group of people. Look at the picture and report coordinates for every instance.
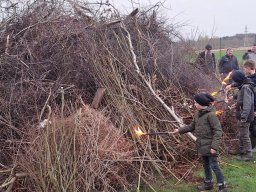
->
[171,44,256,192]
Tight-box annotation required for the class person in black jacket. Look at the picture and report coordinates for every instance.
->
[219,48,239,78]
[196,44,216,74]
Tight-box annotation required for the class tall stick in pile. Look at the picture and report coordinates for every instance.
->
[120,22,196,141]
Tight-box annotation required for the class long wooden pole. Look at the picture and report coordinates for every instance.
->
[120,22,196,141]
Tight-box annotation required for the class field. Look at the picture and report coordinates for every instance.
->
[140,155,256,192]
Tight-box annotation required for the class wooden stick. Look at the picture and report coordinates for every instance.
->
[120,22,196,141]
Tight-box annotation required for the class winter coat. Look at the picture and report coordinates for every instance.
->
[243,51,256,62]
[196,51,216,74]
[236,83,255,122]
[219,54,239,75]
[178,106,222,156]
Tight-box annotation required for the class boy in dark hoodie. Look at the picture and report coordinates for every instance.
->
[172,92,227,192]
[231,70,254,161]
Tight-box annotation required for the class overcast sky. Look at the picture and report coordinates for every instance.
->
[110,0,256,38]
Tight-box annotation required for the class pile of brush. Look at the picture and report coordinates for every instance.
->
[0,0,235,191]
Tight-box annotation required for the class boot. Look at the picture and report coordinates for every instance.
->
[197,180,213,191]
[236,151,254,161]
[218,183,228,192]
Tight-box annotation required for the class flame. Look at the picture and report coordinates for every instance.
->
[211,91,218,96]
[222,72,232,84]
[215,110,224,116]
[134,126,146,136]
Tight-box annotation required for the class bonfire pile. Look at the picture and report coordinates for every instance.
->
[0,0,237,191]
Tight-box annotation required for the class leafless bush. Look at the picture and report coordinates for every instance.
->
[0,0,227,190]
[14,105,136,192]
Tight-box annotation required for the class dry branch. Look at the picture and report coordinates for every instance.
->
[120,22,196,141]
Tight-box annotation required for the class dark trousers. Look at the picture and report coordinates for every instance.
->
[239,122,252,153]
[249,118,256,137]
[202,156,225,184]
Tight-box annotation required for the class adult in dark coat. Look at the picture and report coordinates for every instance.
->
[196,44,216,75]
[219,48,239,78]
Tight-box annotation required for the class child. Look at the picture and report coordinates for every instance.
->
[243,59,256,83]
[225,61,256,151]
[172,92,227,192]
[243,60,256,149]
[230,70,254,161]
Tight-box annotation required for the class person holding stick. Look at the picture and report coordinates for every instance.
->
[172,92,227,192]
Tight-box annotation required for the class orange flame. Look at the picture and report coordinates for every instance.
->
[222,72,232,84]
[134,126,146,136]
[215,110,224,116]
[211,91,218,96]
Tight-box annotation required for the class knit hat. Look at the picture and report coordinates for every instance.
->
[194,92,215,106]
[205,44,212,50]
[231,70,246,85]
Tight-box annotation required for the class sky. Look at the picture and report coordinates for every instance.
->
[110,0,256,38]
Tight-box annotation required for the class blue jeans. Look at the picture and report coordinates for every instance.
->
[202,156,224,184]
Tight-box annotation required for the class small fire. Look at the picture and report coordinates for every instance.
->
[134,126,146,136]
[222,72,232,84]
[211,91,218,96]
[215,110,224,116]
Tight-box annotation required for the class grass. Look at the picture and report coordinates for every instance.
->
[140,154,256,192]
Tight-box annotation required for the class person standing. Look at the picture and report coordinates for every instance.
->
[219,48,239,78]
[231,70,254,161]
[242,44,256,62]
[172,92,227,192]
[196,44,216,75]
[225,61,256,153]
[243,60,256,150]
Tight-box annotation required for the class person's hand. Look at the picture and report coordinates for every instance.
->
[222,81,227,86]
[225,84,232,92]
[227,95,233,101]
[170,129,179,134]
[210,148,217,155]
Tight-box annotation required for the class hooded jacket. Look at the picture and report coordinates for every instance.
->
[178,106,222,156]
[236,83,255,122]
[243,51,256,61]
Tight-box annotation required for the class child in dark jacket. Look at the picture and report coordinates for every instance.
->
[225,61,256,150]
[243,60,256,148]
[230,70,254,161]
[172,92,227,192]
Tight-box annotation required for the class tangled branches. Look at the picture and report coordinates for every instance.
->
[0,0,224,190]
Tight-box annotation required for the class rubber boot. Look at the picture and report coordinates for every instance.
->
[197,180,213,191]
[218,183,228,192]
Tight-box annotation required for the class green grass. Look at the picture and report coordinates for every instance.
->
[139,155,256,192]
